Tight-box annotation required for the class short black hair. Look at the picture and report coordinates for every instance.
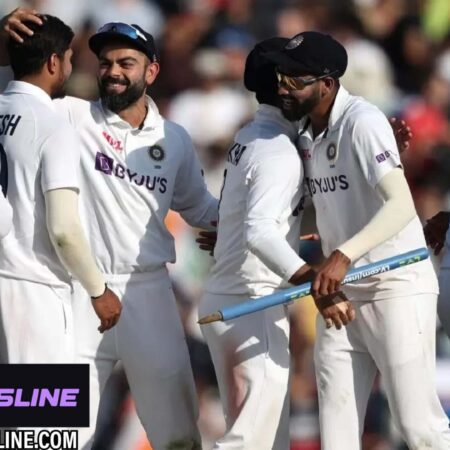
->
[8,14,74,79]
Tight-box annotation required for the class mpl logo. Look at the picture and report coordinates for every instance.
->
[102,131,123,152]
[0,365,89,427]
[299,148,311,160]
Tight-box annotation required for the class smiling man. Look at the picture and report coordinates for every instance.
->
[1,9,219,450]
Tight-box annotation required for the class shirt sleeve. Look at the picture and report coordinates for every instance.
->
[0,192,12,239]
[352,110,401,187]
[244,148,306,282]
[40,122,80,193]
[171,129,218,229]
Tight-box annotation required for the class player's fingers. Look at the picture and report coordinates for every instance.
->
[435,243,444,255]
[300,233,320,241]
[338,310,349,326]
[8,20,36,36]
[312,277,321,298]
[5,28,24,43]
[332,314,343,330]
[347,304,356,322]
[325,317,333,329]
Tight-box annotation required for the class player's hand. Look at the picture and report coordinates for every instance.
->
[196,220,217,255]
[424,211,450,255]
[91,287,122,333]
[300,233,320,241]
[1,8,42,43]
[312,249,351,297]
[390,118,412,154]
[314,291,355,330]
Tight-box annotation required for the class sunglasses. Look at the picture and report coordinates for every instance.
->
[97,23,148,42]
[276,70,338,90]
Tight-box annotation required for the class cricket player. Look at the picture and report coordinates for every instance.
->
[267,31,450,449]
[198,38,355,450]
[0,193,12,239]
[0,13,121,365]
[2,8,217,450]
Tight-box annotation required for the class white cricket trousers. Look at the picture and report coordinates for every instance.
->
[199,292,291,450]
[314,293,450,450]
[437,269,450,338]
[0,277,74,363]
[72,268,201,450]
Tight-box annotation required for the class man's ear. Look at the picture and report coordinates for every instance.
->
[322,76,336,96]
[47,53,59,76]
[145,61,160,86]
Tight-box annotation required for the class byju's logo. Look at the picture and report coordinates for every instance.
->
[95,152,168,193]
[0,364,89,427]
[95,152,114,175]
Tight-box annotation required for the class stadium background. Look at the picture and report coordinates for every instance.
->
[1,0,449,449]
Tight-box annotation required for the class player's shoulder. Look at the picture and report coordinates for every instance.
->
[52,96,95,128]
[160,117,196,152]
[236,118,298,162]
[342,93,389,131]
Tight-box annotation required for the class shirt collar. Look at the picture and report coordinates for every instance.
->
[100,95,162,130]
[255,104,299,141]
[3,81,55,110]
[327,85,351,131]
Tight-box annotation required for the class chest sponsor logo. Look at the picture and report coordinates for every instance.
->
[95,152,167,193]
[227,142,247,166]
[299,148,311,160]
[102,131,123,152]
[375,151,391,163]
[305,175,349,195]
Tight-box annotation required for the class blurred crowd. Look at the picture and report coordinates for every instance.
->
[1,0,449,449]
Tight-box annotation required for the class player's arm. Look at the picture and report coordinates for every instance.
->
[171,127,218,230]
[244,150,354,328]
[244,151,308,281]
[312,112,415,297]
[45,188,121,333]
[41,124,121,333]
[0,192,12,238]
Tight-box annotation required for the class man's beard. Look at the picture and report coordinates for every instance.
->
[98,76,146,113]
[280,90,320,121]
[50,76,67,100]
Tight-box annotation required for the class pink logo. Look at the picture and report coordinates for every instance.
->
[102,131,123,152]
[300,148,311,160]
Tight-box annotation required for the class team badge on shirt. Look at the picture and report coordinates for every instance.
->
[148,145,165,162]
[326,143,338,167]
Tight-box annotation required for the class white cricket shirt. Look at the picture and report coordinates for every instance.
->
[0,81,80,286]
[54,96,218,274]
[205,104,306,297]
[0,193,12,239]
[298,86,438,300]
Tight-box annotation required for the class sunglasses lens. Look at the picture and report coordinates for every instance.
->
[98,23,138,40]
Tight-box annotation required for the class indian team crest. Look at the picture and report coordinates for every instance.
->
[148,145,165,162]
[286,34,304,50]
[326,143,338,167]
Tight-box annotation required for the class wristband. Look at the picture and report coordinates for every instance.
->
[91,283,108,300]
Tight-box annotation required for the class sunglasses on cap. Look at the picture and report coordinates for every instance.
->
[276,69,338,91]
[97,22,148,42]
